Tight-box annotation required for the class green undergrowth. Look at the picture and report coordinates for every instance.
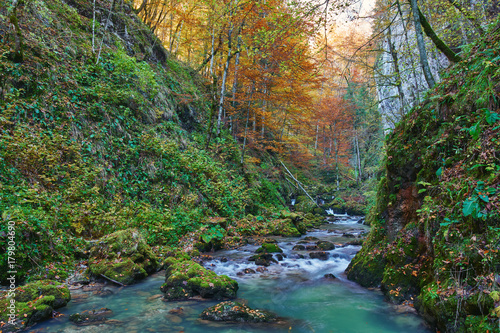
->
[0,0,287,285]
[347,19,500,332]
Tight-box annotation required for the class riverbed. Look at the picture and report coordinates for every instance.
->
[31,215,431,333]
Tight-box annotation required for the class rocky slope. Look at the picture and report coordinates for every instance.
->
[347,20,500,332]
[0,0,296,285]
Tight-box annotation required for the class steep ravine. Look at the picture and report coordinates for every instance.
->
[346,21,500,332]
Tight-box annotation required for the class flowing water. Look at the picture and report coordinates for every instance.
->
[31,215,431,333]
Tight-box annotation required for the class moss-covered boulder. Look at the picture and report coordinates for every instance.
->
[256,243,283,253]
[248,253,278,266]
[88,229,158,285]
[0,280,71,332]
[316,241,335,251]
[345,243,386,288]
[292,244,306,251]
[201,301,277,323]
[160,258,238,301]
[69,308,113,325]
[309,252,329,260]
[415,282,496,332]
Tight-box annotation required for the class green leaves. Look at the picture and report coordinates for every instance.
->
[462,197,480,217]
[461,181,496,218]
[485,109,500,125]
[200,225,225,244]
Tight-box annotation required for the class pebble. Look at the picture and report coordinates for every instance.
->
[166,314,183,324]
[147,294,163,302]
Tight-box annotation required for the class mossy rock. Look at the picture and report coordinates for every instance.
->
[29,265,70,282]
[256,243,283,253]
[309,252,329,260]
[201,301,277,323]
[345,245,386,288]
[279,226,302,237]
[0,280,71,332]
[312,207,327,216]
[248,253,278,266]
[88,258,148,285]
[160,258,238,301]
[416,282,496,332]
[194,238,224,253]
[88,229,158,285]
[69,308,113,325]
[316,241,335,251]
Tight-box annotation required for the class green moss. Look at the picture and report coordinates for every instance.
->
[345,222,387,288]
[0,280,70,331]
[89,258,147,285]
[256,243,283,253]
[316,241,335,251]
[464,315,500,333]
[87,229,158,284]
[160,259,238,300]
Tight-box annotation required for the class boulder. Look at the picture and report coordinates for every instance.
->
[292,245,305,251]
[201,301,277,323]
[248,253,278,266]
[160,258,238,301]
[0,280,71,332]
[309,252,329,260]
[316,241,336,251]
[88,229,158,285]
[243,268,256,274]
[256,243,283,254]
[69,308,113,325]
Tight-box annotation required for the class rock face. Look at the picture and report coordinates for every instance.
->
[69,308,113,325]
[347,27,500,332]
[201,301,276,323]
[375,5,449,129]
[160,257,238,301]
[0,280,71,332]
[88,229,158,285]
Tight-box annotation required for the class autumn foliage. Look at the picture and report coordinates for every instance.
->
[133,0,378,178]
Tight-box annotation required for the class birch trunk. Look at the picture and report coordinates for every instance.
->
[409,0,435,88]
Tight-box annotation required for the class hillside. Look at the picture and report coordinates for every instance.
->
[0,0,303,286]
[346,21,500,332]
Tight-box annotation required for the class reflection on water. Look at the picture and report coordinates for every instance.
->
[31,216,431,333]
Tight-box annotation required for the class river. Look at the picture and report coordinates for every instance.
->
[31,215,431,333]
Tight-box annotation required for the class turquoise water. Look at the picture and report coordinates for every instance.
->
[31,216,431,333]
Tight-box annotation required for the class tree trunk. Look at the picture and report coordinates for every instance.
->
[240,86,254,164]
[9,1,24,63]
[387,24,406,116]
[230,36,242,136]
[418,7,461,63]
[409,0,435,89]
[205,75,218,149]
[216,26,233,136]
